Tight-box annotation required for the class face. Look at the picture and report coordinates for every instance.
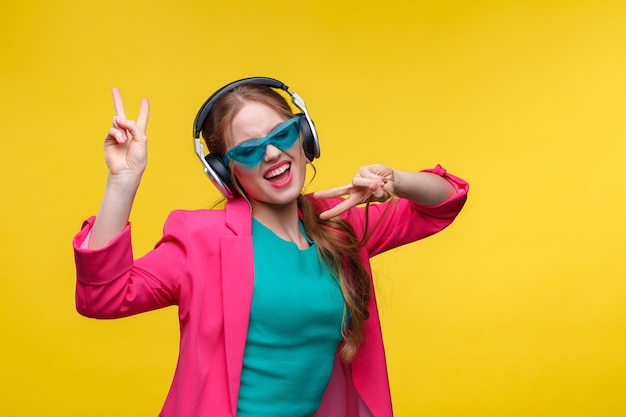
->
[225,100,307,209]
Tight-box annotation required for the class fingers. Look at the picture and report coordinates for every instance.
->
[136,97,150,132]
[112,118,146,144]
[315,165,394,219]
[109,88,150,143]
[352,176,387,192]
[313,184,352,200]
[111,87,149,132]
[314,183,361,219]
[357,166,390,184]
[111,87,127,119]
[106,127,128,144]
[319,194,362,220]
[315,176,386,200]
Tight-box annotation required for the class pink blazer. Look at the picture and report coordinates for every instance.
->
[73,166,468,417]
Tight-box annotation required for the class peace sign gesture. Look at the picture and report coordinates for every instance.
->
[313,164,394,219]
[104,88,150,178]
[89,88,150,249]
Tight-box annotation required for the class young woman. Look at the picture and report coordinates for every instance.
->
[73,78,469,417]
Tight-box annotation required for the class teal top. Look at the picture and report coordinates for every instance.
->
[236,219,345,417]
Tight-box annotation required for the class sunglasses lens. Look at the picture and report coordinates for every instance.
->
[224,116,302,167]
[228,144,265,166]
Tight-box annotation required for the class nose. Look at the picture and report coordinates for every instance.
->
[263,143,282,162]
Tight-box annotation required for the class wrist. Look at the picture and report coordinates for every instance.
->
[106,171,143,190]
[390,169,405,198]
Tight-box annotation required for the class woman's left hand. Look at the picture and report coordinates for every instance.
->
[313,164,394,219]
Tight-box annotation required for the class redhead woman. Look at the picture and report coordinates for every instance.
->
[73,77,469,417]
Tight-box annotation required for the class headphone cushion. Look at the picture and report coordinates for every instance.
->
[205,153,236,196]
[299,114,317,162]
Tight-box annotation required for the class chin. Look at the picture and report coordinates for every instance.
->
[246,180,304,207]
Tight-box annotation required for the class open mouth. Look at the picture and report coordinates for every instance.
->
[264,162,291,182]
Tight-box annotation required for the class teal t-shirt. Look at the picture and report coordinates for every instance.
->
[236,219,345,417]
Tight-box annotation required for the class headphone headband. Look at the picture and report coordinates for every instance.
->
[193,77,288,139]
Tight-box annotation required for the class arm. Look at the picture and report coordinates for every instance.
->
[74,211,189,318]
[314,164,458,219]
[312,164,468,256]
[392,168,456,206]
[74,207,238,320]
[89,88,150,249]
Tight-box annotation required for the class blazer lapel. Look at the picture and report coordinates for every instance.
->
[221,199,254,416]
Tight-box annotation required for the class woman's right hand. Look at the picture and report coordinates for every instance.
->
[88,88,150,249]
[104,87,150,179]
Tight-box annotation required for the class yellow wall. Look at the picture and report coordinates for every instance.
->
[1,1,625,416]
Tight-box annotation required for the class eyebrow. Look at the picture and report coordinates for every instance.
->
[243,118,290,142]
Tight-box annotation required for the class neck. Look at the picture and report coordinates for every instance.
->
[250,198,309,249]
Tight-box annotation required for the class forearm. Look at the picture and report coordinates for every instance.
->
[90,174,142,249]
[392,170,457,206]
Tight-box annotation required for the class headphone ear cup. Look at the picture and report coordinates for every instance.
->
[204,153,237,198]
[299,114,319,162]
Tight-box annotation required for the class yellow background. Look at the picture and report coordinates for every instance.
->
[1,1,625,416]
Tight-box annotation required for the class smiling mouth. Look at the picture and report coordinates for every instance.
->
[264,163,290,180]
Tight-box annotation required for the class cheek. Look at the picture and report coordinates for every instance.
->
[231,165,265,198]
[294,145,308,174]
[287,139,306,163]
[232,164,255,186]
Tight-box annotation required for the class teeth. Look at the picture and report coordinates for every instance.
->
[265,163,290,179]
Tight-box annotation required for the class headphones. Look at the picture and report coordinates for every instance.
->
[193,77,320,200]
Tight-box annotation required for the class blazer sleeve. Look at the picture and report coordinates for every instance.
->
[347,165,469,257]
[73,211,190,319]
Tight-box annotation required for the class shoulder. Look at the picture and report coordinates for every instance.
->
[158,209,228,244]
[163,198,252,239]
[165,208,226,228]
[163,209,226,235]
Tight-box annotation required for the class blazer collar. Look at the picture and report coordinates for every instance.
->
[225,198,252,236]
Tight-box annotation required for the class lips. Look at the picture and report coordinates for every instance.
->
[264,162,290,180]
[264,161,292,188]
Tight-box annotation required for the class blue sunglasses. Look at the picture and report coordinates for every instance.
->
[223,116,302,167]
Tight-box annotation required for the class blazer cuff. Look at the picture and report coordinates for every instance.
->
[73,216,134,285]
[416,164,469,218]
